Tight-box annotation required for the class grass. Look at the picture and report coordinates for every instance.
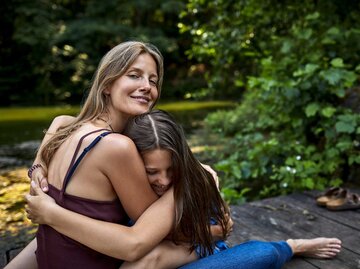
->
[0,101,235,122]
[0,106,79,122]
[157,100,235,111]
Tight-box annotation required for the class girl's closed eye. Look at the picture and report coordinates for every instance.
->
[146,170,157,175]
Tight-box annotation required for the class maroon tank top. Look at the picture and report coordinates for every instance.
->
[36,129,128,269]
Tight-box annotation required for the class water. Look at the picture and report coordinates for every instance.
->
[0,120,50,169]
[0,108,221,169]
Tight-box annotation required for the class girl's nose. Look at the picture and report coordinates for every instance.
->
[159,174,171,186]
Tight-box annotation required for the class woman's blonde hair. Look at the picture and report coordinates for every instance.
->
[39,41,164,169]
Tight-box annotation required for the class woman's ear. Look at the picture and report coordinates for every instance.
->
[103,87,111,95]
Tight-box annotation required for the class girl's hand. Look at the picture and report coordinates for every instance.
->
[25,181,56,224]
[30,166,49,194]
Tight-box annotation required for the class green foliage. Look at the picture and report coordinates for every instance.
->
[0,0,205,105]
[184,0,360,201]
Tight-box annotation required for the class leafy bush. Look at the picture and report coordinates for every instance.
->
[183,0,360,202]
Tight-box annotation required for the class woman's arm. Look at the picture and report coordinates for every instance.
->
[27,183,175,262]
[4,238,37,269]
[210,214,234,241]
[200,163,219,188]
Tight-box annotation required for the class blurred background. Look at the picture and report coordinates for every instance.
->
[0,0,360,247]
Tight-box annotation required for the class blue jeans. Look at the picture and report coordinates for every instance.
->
[179,240,293,269]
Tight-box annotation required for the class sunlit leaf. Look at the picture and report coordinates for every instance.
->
[321,107,336,118]
[305,103,319,117]
[331,58,344,68]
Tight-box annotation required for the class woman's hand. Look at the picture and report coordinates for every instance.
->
[210,214,234,241]
[224,213,234,237]
[200,163,219,189]
[25,181,56,225]
[29,166,49,194]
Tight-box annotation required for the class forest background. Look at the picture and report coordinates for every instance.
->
[1,0,360,204]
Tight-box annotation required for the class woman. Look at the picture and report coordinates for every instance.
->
[6,40,172,269]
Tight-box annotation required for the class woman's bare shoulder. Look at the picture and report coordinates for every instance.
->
[52,115,75,126]
[101,133,137,154]
[97,133,143,171]
[48,115,75,131]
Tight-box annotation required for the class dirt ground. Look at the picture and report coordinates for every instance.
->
[0,168,37,267]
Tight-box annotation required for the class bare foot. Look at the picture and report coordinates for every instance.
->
[286,238,342,259]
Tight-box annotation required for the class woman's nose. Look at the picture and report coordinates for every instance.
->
[139,78,151,91]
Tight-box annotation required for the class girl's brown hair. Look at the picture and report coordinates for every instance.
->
[123,110,230,257]
[39,41,164,170]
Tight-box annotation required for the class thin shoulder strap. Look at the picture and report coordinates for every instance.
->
[62,131,112,192]
[63,129,110,182]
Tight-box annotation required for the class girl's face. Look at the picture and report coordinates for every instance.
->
[104,53,159,118]
[142,149,173,196]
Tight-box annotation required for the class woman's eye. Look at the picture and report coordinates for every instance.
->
[128,74,139,79]
[146,170,156,175]
[150,79,157,86]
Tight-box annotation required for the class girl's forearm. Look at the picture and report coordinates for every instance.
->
[46,189,175,261]
[48,205,139,260]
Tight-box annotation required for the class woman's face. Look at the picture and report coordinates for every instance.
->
[142,149,173,196]
[105,53,159,118]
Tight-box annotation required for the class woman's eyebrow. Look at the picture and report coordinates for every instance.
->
[127,67,158,78]
[127,67,141,73]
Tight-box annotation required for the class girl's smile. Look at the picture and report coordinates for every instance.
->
[142,149,173,196]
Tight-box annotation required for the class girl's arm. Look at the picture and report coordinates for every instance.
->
[120,240,197,269]
[98,134,159,220]
[27,183,175,262]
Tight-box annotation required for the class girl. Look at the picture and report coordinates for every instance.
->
[120,110,343,269]
[120,109,232,268]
